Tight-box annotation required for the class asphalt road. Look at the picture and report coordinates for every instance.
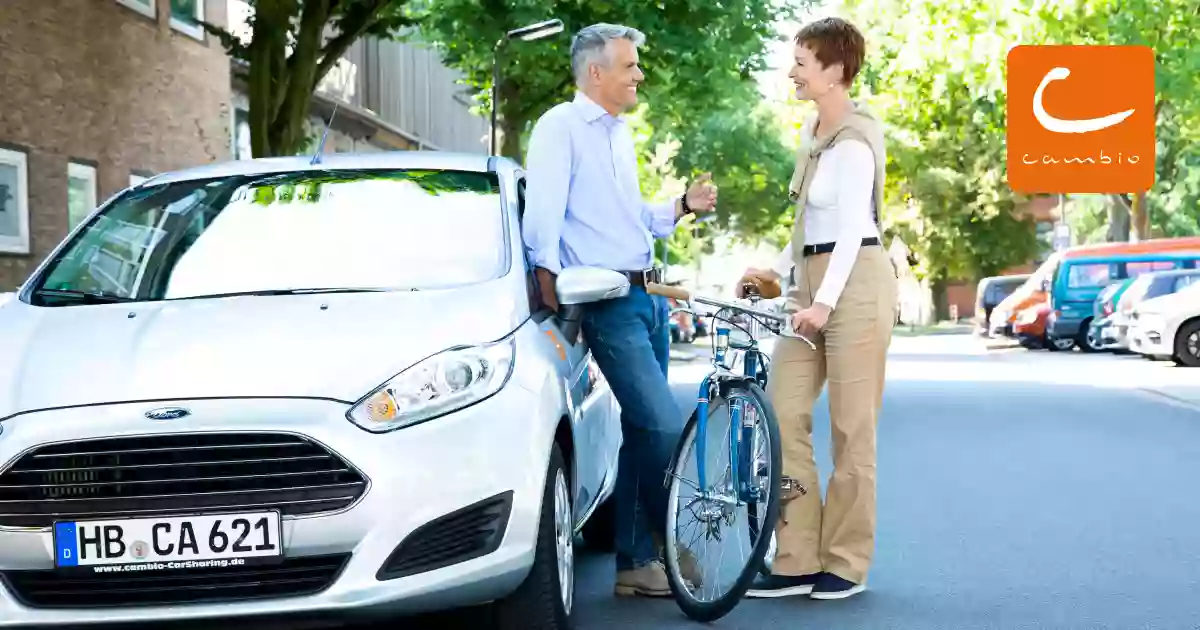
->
[139,334,1200,630]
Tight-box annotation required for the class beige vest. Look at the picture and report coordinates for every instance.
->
[787,110,887,274]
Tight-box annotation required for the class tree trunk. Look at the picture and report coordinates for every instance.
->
[931,276,949,322]
[1107,194,1131,242]
[1129,191,1149,242]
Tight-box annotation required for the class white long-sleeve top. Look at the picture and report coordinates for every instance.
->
[770,138,880,309]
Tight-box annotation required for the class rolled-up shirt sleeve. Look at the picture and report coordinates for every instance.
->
[644,196,681,239]
[521,113,572,274]
[812,139,875,309]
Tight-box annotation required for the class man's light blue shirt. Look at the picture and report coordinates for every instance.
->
[522,92,680,275]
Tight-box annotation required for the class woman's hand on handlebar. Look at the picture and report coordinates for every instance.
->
[735,267,783,299]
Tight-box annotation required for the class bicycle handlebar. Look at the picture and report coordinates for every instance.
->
[646,282,817,350]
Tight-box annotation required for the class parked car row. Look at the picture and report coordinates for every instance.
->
[979,237,1200,366]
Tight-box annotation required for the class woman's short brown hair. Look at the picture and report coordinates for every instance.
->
[794,17,866,85]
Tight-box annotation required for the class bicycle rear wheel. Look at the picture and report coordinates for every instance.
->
[663,381,782,622]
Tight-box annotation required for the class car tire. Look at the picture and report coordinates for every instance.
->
[1078,319,1101,352]
[580,496,616,552]
[493,443,574,630]
[1174,320,1200,367]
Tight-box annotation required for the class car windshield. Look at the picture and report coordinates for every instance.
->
[30,168,505,305]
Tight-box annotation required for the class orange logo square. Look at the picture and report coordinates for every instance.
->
[1006,45,1155,194]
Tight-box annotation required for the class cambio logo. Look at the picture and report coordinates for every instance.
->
[1006,45,1155,194]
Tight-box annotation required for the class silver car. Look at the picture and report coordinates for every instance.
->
[0,152,626,628]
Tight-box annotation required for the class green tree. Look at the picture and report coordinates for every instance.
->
[845,0,1044,293]
[203,1,416,157]
[667,102,797,248]
[1035,0,1200,241]
[413,0,801,160]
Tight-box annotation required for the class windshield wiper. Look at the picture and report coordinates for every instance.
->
[168,287,389,301]
[33,288,134,304]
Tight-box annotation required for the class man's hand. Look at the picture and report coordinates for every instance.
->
[735,267,782,299]
[535,267,559,313]
[791,304,831,337]
[685,173,718,214]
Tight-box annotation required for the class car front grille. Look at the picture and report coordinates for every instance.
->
[377,491,513,580]
[2,553,349,608]
[0,433,367,528]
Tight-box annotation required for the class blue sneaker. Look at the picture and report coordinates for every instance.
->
[745,572,820,598]
[809,572,866,600]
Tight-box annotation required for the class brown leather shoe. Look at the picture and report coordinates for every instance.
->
[614,560,674,597]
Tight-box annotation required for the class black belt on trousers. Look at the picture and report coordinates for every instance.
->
[617,268,663,286]
[802,237,881,257]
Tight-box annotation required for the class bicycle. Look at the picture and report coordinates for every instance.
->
[646,281,815,622]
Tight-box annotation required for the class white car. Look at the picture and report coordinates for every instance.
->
[0,152,626,628]
[1128,281,1200,366]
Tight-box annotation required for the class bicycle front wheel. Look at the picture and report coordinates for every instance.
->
[664,381,782,622]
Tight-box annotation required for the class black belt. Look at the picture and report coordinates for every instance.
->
[802,237,880,257]
[618,268,662,286]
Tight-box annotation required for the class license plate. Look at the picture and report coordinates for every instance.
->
[54,511,282,573]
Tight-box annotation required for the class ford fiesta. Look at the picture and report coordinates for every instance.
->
[0,152,627,628]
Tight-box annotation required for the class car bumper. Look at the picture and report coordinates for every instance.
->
[1129,322,1170,358]
[1048,315,1083,339]
[0,386,548,627]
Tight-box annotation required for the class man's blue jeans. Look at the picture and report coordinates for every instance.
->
[580,286,682,571]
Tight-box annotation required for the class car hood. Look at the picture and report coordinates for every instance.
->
[0,283,522,418]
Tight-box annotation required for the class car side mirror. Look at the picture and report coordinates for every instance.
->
[1039,278,1050,292]
[553,268,630,345]
[556,267,630,306]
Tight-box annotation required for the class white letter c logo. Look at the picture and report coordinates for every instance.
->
[1033,67,1134,134]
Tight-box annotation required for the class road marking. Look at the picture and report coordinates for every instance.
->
[1132,388,1200,415]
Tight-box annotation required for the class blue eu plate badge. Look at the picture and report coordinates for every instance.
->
[55,522,79,567]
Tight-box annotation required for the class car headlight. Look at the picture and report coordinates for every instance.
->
[347,337,516,433]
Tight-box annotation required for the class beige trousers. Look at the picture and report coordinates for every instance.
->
[768,245,898,584]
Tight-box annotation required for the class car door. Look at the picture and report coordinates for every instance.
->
[514,175,620,523]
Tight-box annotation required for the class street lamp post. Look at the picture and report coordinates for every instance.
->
[491,19,564,156]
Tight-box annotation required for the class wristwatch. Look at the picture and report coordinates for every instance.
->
[680,193,694,216]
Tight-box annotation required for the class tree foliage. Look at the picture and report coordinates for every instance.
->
[412,0,800,159]
[845,0,1045,284]
[844,0,1200,286]
[203,0,416,157]
[1035,0,1200,240]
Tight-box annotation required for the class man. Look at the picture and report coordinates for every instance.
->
[522,22,718,597]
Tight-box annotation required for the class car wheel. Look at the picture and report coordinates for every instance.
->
[493,443,574,630]
[580,496,615,552]
[1078,319,1102,352]
[1174,320,1200,367]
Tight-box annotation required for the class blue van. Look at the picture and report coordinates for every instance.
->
[1045,249,1200,351]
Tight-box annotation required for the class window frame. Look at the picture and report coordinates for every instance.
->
[115,0,156,20]
[169,0,206,41]
[0,147,31,255]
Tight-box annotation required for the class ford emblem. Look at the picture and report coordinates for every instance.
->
[145,407,191,421]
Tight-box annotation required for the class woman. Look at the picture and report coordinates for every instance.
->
[740,16,898,601]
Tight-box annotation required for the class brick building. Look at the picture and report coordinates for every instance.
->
[0,0,233,291]
[0,0,490,293]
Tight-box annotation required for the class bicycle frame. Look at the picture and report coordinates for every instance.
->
[673,292,812,505]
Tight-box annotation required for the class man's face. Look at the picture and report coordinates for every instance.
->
[595,38,644,112]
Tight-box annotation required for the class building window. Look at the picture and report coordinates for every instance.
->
[233,108,252,160]
[0,147,30,255]
[170,0,205,40]
[116,0,156,19]
[68,162,98,230]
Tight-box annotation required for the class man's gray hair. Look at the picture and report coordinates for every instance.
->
[570,23,646,86]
